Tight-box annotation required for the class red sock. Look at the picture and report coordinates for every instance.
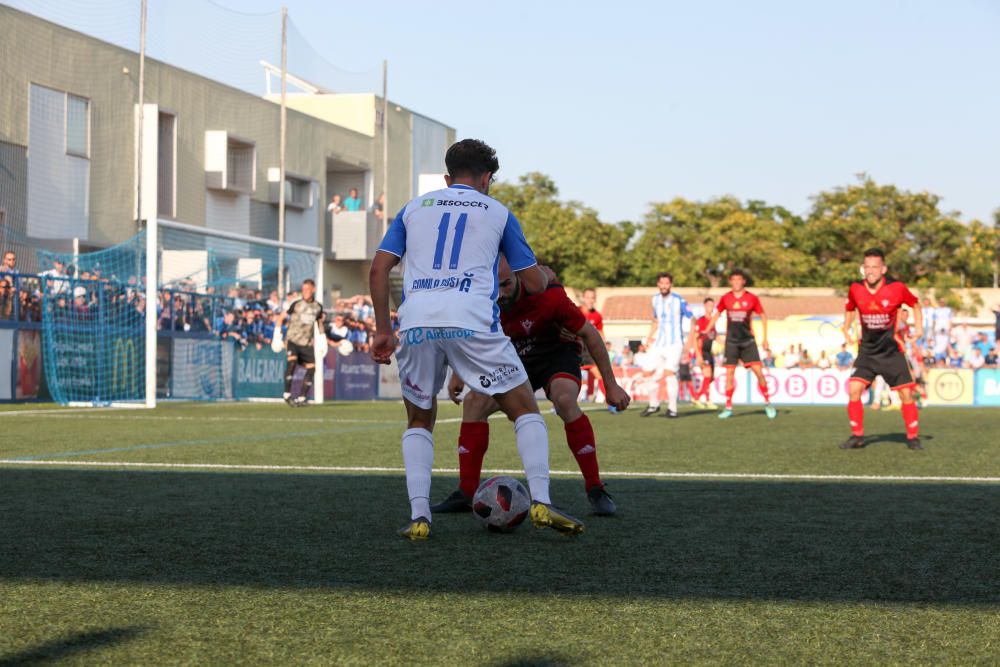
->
[699,378,712,401]
[758,381,771,404]
[585,369,596,399]
[683,381,694,400]
[901,402,919,439]
[725,386,735,409]
[458,421,489,498]
[565,414,602,491]
[848,400,865,436]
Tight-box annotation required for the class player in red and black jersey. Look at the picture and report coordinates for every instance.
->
[432,259,631,516]
[691,297,718,408]
[579,287,604,401]
[841,248,924,450]
[701,269,776,420]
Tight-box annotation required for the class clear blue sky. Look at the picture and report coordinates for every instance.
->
[10,0,1000,225]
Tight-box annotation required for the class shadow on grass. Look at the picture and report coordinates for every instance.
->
[0,626,146,665]
[0,468,997,604]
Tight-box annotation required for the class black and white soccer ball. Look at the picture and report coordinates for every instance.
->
[472,476,531,533]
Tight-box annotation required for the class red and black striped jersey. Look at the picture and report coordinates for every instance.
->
[845,279,917,355]
[501,284,586,361]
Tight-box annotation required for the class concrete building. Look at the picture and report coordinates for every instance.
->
[0,5,455,298]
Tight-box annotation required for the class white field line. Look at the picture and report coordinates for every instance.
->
[0,414,485,425]
[0,458,998,483]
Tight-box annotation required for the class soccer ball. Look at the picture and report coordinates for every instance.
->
[472,476,531,532]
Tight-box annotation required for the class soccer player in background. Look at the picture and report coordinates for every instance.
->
[432,259,630,517]
[691,297,718,409]
[578,287,604,401]
[277,279,324,407]
[369,139,585,540]
[840,248,924,450]
[640,272,693,418]
[702,269,777,420]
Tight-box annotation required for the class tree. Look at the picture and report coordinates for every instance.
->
[491,173,633,287]
[797,175,973,287]
[627,196,816,287]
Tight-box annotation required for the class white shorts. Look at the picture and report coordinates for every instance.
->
[647,344,683,374]
[396,328,528,409]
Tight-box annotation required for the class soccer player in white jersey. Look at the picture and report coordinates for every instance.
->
[640,272,694,418]
[369,139,585,540]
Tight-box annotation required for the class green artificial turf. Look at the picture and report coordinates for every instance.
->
[1,401,997,665]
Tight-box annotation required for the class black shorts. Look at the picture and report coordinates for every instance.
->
[523,347,582,395]
[700,338,714,367]
[850,349,914,390]
[286,340,316,365]
[724,339,761,367]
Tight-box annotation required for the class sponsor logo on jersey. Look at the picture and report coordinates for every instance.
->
[404,328,476,345]
[435,199,489,210]
[422,199,435,207]
[479,364,521,389]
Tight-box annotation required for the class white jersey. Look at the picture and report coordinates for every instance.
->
[377,185,536,333]
[652,292,693,348]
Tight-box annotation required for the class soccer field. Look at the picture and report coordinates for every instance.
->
[1,401,998,665]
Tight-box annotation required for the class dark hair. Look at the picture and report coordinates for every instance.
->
[583,287,596,294]
[445,139,499,179]
[302,279,316,287]
[729,268,747,280]
[863,248,885,260]
[656,272,673,282]
[704,297,715,304]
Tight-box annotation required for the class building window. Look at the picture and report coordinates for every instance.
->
[157,111,176,217]
[65,94,89,158]
[284,175,313,209]
[226,136,255,193]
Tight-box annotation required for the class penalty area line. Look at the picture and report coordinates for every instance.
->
[0,459,998,484]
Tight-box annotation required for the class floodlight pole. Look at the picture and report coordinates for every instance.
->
[139,0,156,409]
[277,6,288,301]
[381,60,389,237]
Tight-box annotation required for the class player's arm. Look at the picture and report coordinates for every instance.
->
[646,310,658,346]
[501,212,548,295]
[369,211,406,364]
[576,321,630,411]
[447,371,465,405]
[757,310,769,350]
[908,292,924,341]
[842,309,857,345]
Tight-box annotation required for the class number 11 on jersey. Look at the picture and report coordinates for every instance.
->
[432,212,468,271]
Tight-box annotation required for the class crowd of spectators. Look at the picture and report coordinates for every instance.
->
[0,247,395,358]
[326,190,385,222]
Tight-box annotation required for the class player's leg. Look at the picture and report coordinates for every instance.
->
[547,374,616,515]
[640,349,666,416]
[448,332,583,535]
[293,344,317,406]
[747,362,776,419]
[661,345,681,417]
[395,334,449,539]
[718,365,737,419]
[887,353,922,449]
[283,345,300,405]
[431,387,499,513]
[841,359,874,448]
[700,358,717,408]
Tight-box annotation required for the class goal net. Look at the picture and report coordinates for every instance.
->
[38,222,322,406]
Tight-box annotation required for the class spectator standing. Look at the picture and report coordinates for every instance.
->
[816,350,832,370]
[985,347,998,366]
[968,347,985,370]
[39,259,70,295]
[835,344,854,370]
[1,250,17,275]
[327,194,343,216]
[372,192,385,222]
[934,300,953,335]
[993,304,1000,346]
[343,187,362,212]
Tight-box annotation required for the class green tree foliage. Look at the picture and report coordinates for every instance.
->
[491,172,998,295]
[797,175,975,288]
[491,173,633,287]
[626,197,815,287]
